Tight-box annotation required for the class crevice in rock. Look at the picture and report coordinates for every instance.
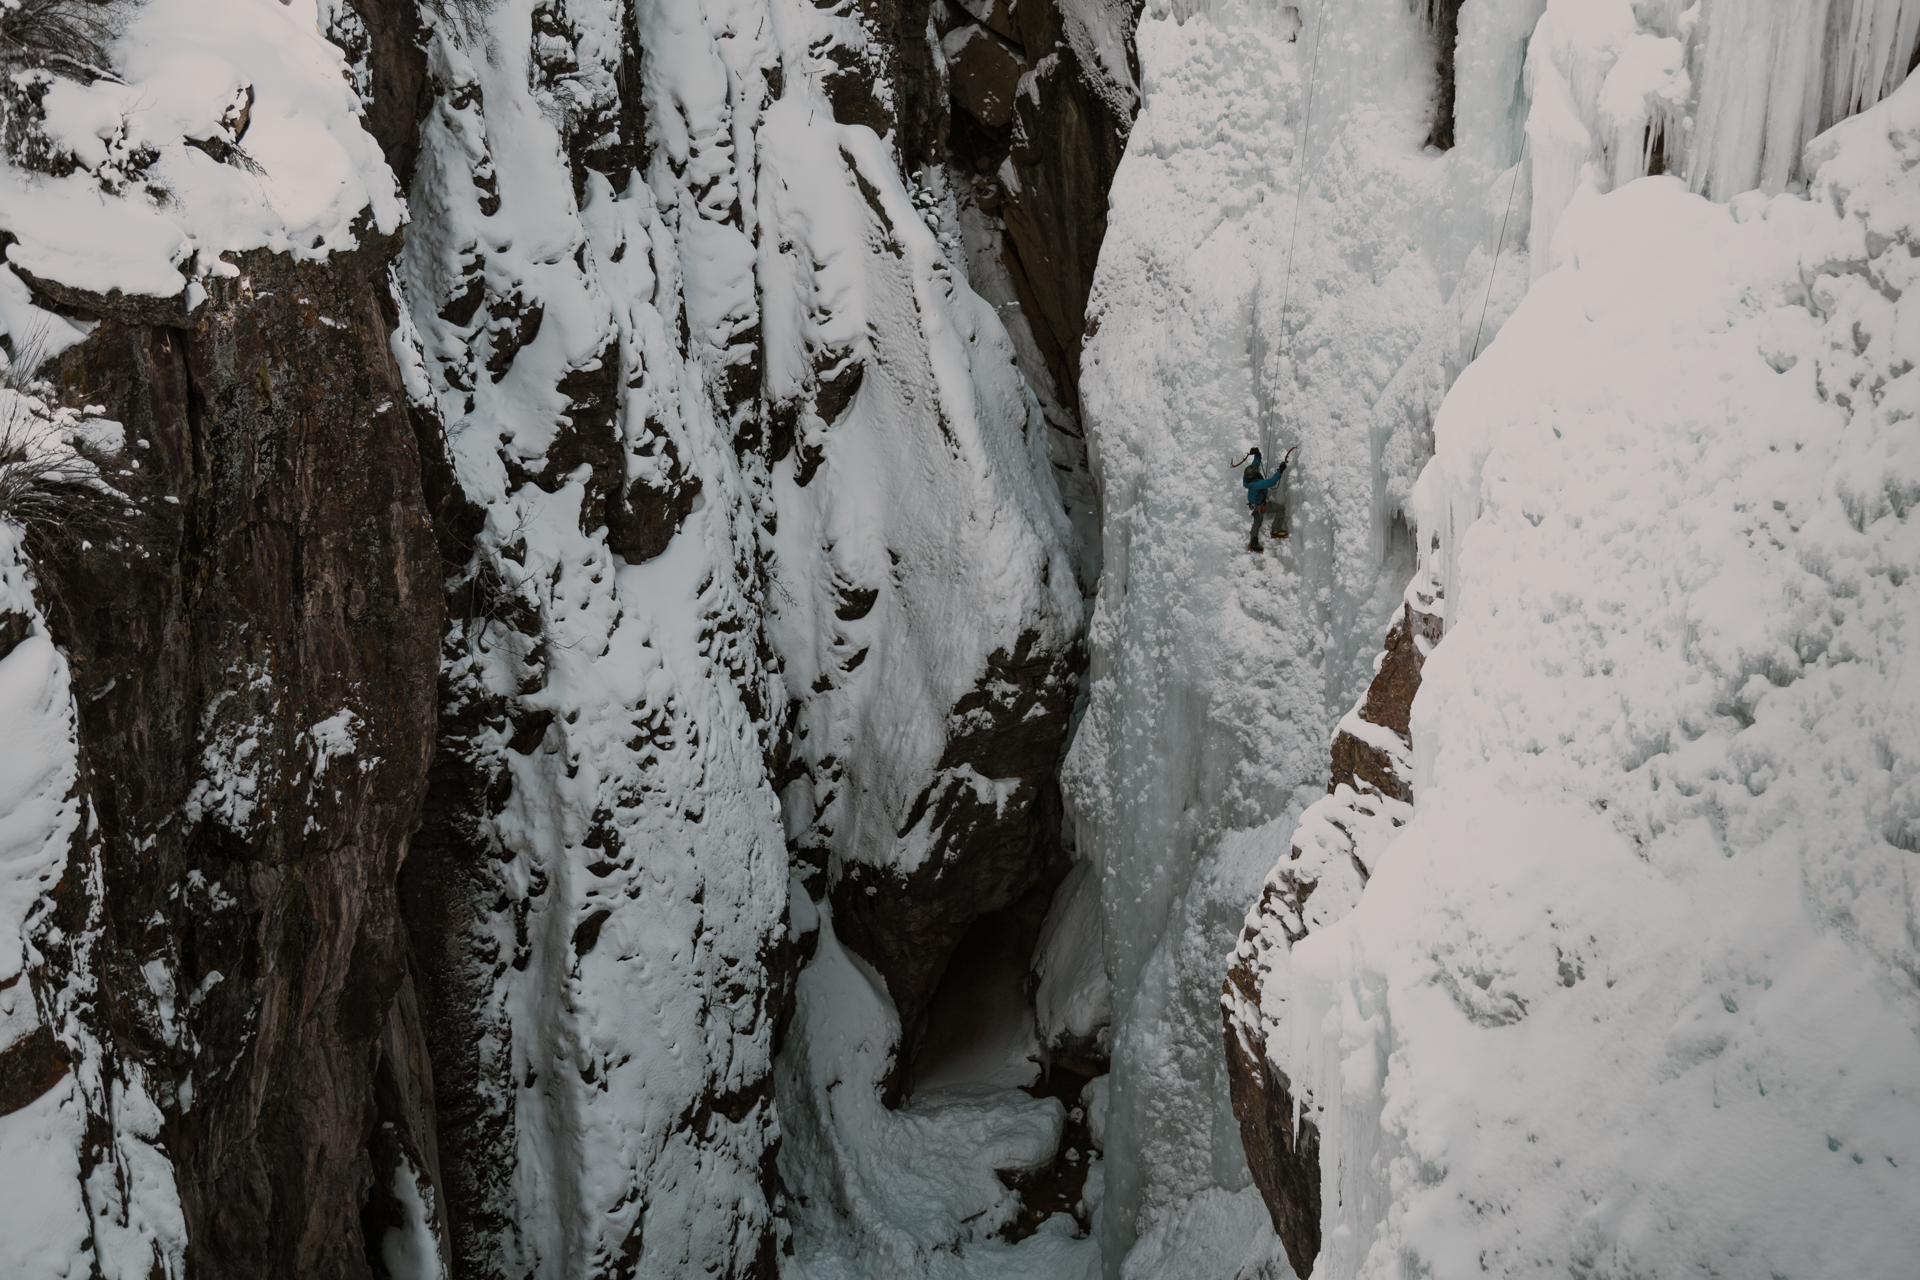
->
[808,0,1135,1117]
[906,893,1102,1241]
[1420,0,1463,151]
[938,0,1135,416]
[828,630,1079,1105]
[909,902,1047,1095]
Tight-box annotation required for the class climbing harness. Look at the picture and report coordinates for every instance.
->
[1470,132,1530,364]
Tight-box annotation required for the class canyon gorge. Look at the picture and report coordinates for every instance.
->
[0,1,1916,1278]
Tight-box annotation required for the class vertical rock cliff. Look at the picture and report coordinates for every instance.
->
[0,0,1134,1275]
[1221,572,1440,1278]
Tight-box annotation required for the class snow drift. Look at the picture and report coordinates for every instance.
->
[1283,72,1920,1280]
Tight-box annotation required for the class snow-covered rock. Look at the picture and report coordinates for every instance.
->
[0,0,1114,1276]
[1279,72,1920,1278]
[1213,6,1920,1277]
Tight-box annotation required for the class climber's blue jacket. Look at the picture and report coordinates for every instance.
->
[1244,464,1285,506]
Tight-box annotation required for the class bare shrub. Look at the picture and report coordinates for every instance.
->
[0,338,144,580]
[0,0,134,174]
[0,0,122,81]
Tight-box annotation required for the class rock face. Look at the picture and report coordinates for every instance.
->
[943,26,1027,129]
[1420,0,1464,151]
[942,0,1137,409]
[39,239,447,1278]
[762,0,1134,1096]
[1221,577,1444,1278]
[0,0,1137,1272]
[826,631,1080,1092]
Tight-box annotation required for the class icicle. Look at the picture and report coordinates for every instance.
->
[1689,0,1920,197]
[1825,0,1920,127]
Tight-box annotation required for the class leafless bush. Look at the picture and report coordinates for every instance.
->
[0,0,133,174]
[0,340,143,572]
[0,0,123,81]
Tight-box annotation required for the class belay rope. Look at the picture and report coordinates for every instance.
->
[1267,0,1333,462]
[1268,1,1529,449]
[1470,131,1530,364]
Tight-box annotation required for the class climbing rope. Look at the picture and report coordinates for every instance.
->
[1469,131,1530,364]
[1269,0,1333,460]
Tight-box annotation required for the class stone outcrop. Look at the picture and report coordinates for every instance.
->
[1421,0,1465,151]
[943,25,1027,129]
[769,0,1134,1103]
[0,0,1141,1270]
[1221,577,1444,1278]
[829,632,1081,1098]
[40,237,447,1279]
[941,0,1137,410]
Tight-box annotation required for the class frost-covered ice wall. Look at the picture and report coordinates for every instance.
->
[1178,1,1920,1278]
[1285,72,1920,1279]
[1065,0,1541,1271]
[1076,0,1920,1276]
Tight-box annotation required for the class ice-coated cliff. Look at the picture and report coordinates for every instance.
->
[1201,3,1920,1279]
[1275,66,1920,1280]
[1065,0,1543,1272]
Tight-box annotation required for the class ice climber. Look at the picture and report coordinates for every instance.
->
[1235,445,1294,553]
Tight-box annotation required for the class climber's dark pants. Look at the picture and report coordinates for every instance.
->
[1248,503,1265,549]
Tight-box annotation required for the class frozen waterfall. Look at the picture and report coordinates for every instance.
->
[1069,0,1920,1277]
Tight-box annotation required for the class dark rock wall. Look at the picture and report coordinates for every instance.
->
[944,0,1137,410]
[773,0,1141,1099]
[38,240,447,1278]
[1421,0,1464,152]
[828,631,1080,1098]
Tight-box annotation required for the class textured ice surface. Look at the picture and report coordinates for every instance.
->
[1080,0,1920,1276]
[1064,0,1540,1269]
[1285,68,1920,1280]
